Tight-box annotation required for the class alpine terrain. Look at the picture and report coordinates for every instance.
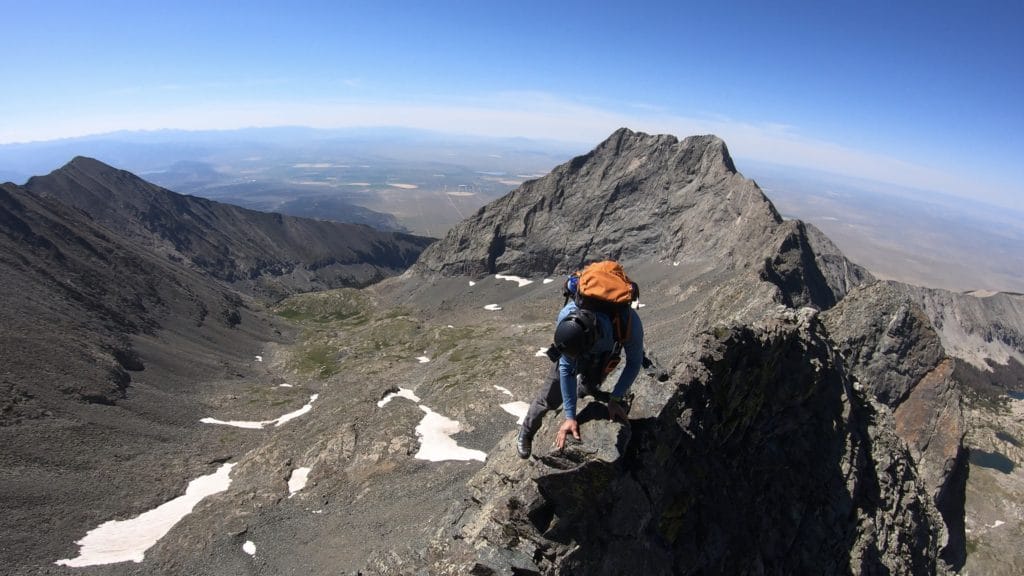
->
[1,129,1022,575]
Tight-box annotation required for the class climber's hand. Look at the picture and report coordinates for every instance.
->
[555,419,580,450]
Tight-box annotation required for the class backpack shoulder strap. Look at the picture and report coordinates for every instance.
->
[611,307,632,344]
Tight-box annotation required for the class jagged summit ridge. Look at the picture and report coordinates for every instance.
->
[413,128,781,278]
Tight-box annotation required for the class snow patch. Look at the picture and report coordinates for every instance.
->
[288,467,312,496]
[416,356,431,363]
[197,418,266,429]
[278,383,293,388]
[254,355,263,362]
[493,385,514,396]
[987,520,1006,529]
[243,541,256,556]
[543,278,554,284]
[484,304,502,311]
[495,274,533,287]
[274,394,318,426]
[468,280,476,287]
[201,394,319,429]
[414,406,486,462]
[500,401,529,425]
[377,388,421,407]
[55,463,235,567]
[535,347,550,357]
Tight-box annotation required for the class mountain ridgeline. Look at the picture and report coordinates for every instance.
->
[1,129,1022,575]
[0,158,433,574]
[414,129,856,309]
[24,156,434,299]
[402,129,1019,574]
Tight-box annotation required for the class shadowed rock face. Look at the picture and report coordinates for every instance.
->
[823,281,968,567]
[423,308,945,575]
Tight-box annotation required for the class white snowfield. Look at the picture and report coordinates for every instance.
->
[501,401,529,425]
[376,388,486,462]
[55,283,561,566]
[377,387,421,407]
[495,273,533,288]
[288,467,312,496]
[484,304,502,311]
[200,394,319,429]
[414,406,487,462]
[377,374,533,462]
[55,463,236,567]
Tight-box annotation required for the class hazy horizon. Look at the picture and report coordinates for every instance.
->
[2,1,1021,212]
[3,126,1021,295]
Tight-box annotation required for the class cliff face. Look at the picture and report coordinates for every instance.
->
[389,130,956,574]
[416,131,770,274]
[823,281,968,566]
[413,129,860,314]
[423,308,945,575]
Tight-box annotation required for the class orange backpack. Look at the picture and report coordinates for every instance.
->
[564,260,639,345]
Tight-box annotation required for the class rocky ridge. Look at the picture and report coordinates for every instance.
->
[5,129,1022,574]
[25,156,434,300]
[423,307,945,575]
[0,162,433,573]
[397,129,961,574]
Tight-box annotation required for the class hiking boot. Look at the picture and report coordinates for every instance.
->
[516,427,533,459]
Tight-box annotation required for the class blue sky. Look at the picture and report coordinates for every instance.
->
[2,0,1022,209]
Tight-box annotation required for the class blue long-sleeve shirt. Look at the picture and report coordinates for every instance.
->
[556,301,644,420]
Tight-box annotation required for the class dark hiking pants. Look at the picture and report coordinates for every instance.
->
[521,360,604,436]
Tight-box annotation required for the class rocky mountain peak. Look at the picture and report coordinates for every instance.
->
[22,157,434,299]
[413,128,778,279]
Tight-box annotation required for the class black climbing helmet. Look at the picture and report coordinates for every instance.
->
[553,309,598,359]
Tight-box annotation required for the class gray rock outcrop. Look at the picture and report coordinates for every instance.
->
[424,307,946,575]
[823,281,967,566]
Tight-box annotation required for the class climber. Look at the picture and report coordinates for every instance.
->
[516,295,645,459]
